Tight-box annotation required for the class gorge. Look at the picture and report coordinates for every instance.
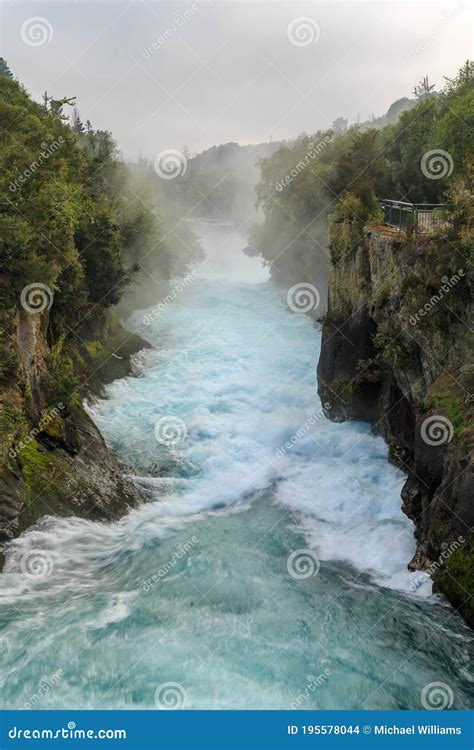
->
[317,220,473,626]
[1,223,473,710]
[0,53,472,713]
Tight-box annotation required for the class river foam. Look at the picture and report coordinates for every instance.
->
[0,223,472,710]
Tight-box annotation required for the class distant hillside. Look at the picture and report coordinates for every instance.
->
[190,141,279,172]
[362,96,417,129]
[156,141,281,225]
[132,91,422,235]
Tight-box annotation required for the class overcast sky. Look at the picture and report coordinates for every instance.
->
[1,1,471,159]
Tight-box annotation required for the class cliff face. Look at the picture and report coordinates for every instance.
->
[317,219,473,625]
[0,307,148,554]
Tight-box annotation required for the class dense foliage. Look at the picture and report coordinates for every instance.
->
[252,62,473,291]
[0,69,198,405]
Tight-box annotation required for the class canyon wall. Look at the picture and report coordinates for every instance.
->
[317,218,473,625]
[0,308,148,557]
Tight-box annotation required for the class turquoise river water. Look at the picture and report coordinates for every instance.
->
[1,224,473,710]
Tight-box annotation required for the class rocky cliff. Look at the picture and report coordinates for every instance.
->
[317,217,473,625]
[0,307,148,557]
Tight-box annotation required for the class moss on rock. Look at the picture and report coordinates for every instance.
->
[434,534,474,627]
[318,219,473,627]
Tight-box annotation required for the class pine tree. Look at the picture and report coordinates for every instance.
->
[413,76,436,99]
[0,57,13,79]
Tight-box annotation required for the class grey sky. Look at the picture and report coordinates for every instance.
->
[1,1,471,160]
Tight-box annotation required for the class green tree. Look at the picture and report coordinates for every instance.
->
[0,58,13,79]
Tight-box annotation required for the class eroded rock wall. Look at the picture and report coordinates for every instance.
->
[0,308,149,555]
[317,219,473,625]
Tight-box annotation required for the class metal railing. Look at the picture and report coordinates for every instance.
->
[382,200,449,234]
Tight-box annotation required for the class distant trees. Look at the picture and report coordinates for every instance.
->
[413,76,436,99]
[386,62,473,202]
[156,141,280,223]
[252,61,473,287]
[0,57,13,79]
[332,117,348,133]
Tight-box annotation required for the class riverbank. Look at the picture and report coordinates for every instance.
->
[1,223,472,709]
[317,220,473,626]
[0,311,150,557]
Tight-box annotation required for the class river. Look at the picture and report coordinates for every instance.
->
[1,223,472,710]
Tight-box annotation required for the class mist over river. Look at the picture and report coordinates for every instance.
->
[1,224,473,710]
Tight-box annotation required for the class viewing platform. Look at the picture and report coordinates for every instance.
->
[381,199,449,234]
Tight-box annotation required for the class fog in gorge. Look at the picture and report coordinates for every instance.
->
[3,222,473,709]
[3,1,470,156]
[3,1,471,309]
[1,0,473,717]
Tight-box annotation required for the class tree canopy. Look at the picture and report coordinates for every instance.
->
[0,68,199,396]
[252,62,473,290]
